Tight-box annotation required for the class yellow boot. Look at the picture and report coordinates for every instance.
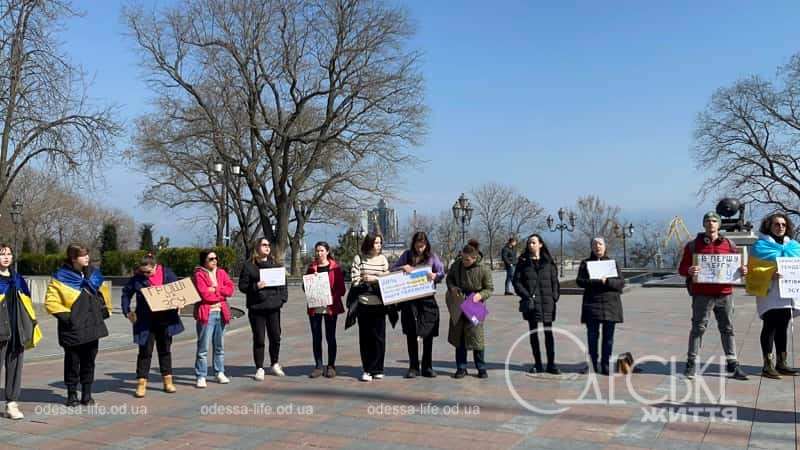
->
[134,378,147,398]
[163,375,176,393]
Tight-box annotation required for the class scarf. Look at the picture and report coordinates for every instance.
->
[53,265,104,295]
[746,235,800,296]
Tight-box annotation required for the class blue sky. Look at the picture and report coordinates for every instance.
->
[58,1,800,246]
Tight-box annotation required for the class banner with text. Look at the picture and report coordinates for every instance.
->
[378,266,435,305]
[142,278,201,312]
[693,253,742,284]
[777,257,800,298]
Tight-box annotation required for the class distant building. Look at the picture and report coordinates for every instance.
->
[365,198,401,246]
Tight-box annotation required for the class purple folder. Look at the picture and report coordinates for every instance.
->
[460,294,488,326]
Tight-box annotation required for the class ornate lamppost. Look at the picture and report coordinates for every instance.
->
[451,193,473,247]
[546,208,576,277]
[613,222,635,268]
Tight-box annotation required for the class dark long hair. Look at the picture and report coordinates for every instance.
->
[313,241,335,263]
[759,212,796,242]
[408,231,431,265]
[64,243,91,276]
[360,233,383,256]
[250,237,276,265]
[522,234,555,263]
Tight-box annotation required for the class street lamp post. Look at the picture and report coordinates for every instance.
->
[546,208,576,277]
[612,222,635,268]
[213,162,242,247]
[350,225,366,255]
[451,193,473,247]
[10,199,22,273]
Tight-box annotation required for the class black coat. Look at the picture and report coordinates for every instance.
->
[239,259,288,310]
[575,256,624,323]
[400,296,439,338]
[512,254,560,322]
[501,246,516,268]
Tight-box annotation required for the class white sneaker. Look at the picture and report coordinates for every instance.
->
[254,368,265,381]
[360,372,373,382]
[271,363,285,377]
[373,373,384,380]
[5,402,23,420]
[196,377,207,388]
[216,373,231,384]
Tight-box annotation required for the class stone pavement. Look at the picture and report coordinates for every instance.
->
[2,272,800,449]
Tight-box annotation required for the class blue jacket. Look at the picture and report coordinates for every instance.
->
[121,266,184,346]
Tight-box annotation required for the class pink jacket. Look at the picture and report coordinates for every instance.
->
[192,266,235,325]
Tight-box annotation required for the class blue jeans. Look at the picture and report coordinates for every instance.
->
[586,320,616,371]
[455,334,485,370]
[195,311,225,378]
[505,265,515,293]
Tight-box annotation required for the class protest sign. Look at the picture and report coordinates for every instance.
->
[777,257,800,298]
[587,260,619,279]
[142,278,201,312]
[259,267,286,286]
[378,266,435,305]
[693,253,742,284]
[303,273,333,308]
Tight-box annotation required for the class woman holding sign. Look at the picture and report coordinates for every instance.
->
[45,244,112,407]
[304,242,346,378]
[746,213,800,379]
[576,238,624,375]
[351,233,390,382]
[121,254,184,397]
[193,250,235,387]
[391,232,445,379]
[239,238,288,380]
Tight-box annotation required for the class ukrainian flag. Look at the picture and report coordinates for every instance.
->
[0,273,42,349]
[747,237,800,297]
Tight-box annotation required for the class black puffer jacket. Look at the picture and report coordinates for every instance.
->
[512,253,560,322]
[575,256,624,323]
[239,259,288,310]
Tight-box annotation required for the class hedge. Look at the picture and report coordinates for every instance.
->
[19,247,237,277]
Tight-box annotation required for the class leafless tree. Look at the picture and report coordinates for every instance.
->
[430,209,460,269]
[470,182,514,267]
[0,0,121,205]
[507,194,545,240]
[124,0,426,274]
[693,53,800,219]
[568,195,621,259]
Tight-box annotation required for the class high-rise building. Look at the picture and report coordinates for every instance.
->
[365,198,400,245]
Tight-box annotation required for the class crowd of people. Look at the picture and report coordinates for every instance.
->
[0,211,797,419]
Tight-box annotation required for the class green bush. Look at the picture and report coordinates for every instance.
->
[18,253,64,275]
[156,246,237,278]
[101,250,150,276]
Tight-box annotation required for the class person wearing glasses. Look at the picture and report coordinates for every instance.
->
[746,212,800,379]
[192,250,235,388]
[239,238,288,381]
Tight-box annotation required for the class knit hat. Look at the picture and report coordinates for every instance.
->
[703,211,721,223]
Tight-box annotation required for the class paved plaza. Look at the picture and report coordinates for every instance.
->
[3,272,800,449]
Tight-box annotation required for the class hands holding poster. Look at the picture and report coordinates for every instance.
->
[142,278,201,312]
[378,266,435,305]
[303,273,333,308]
[587,260,618,279]
[693,253,743,284]
[259,267,286,286]
[777,257,800,298]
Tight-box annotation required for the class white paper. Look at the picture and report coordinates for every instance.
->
[378,266,435,305]
[259,267,286,286]
[777,257,800,298]
[303,273,333,308]
[694,253,742,284]
[586,260,618,279]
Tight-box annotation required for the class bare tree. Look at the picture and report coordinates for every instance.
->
[568,195,621,259]
[470,182,514,267]
[506,194,545,239]
[693,53,800,218]
[0,1,121,205]
[430,209,460,269]
[124,0,426,274]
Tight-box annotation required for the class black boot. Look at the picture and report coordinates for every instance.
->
[546,362,561,375]
[776,352,798,376]
[80,383,95,405]
[65,386,79,407]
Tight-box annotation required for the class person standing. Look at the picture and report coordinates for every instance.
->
[45,244,112,406]
[0,243,42,419]
[679,211,748,380]
[575,238,624,375]
[501,238,518,295]
[746,212,800,379]
[512,234,561,375]
[305,242,346,378]
[446,240,493,379]
[391,232,445,379]
[351,233,390,382]
[193,250,235,387]
[121,254,184,397]
[239,238,288,381]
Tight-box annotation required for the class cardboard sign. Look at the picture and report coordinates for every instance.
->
[259,267,286,286]
[378,266,436,305]
[693,253,742,284]
[303,273,333,308]
[142,278,201,312]
[777,257,800,298]
[587,260,619,279]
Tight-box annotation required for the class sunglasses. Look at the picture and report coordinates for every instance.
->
[206,257,218,261]
[774,223,788,228]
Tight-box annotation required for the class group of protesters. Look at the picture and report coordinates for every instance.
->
[0,210,797,420]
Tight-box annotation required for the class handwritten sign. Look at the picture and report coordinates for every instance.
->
[777,257,800,298]
[694,253,742,284]
[259,267,286,286]
[587,260,618,279]
[378,266,435,305]
[142,278,201,312]
[303,273,333,308]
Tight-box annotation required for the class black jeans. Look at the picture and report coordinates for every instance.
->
[407,334,434,372]
[0,342,23,401]
[249,309,282,368]
[136,327,173,378]
[358,303,386,375]
[760,308,792,355]
[527,318,555,365]
[309,314,338,368]
[586,319,616,370]
[64,340,99,388]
